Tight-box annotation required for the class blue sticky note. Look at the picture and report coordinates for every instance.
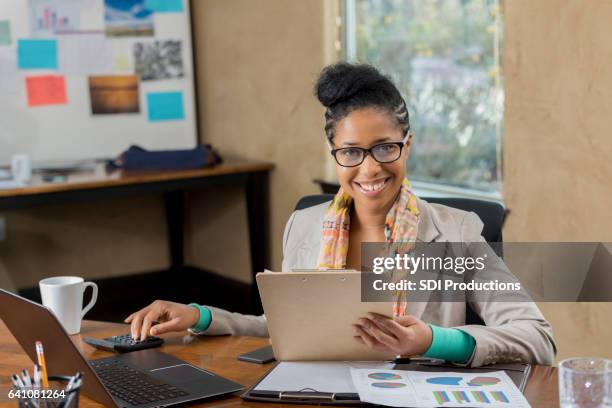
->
[145,0,183,12]
[147,91,185,122]
[18,39,58,69]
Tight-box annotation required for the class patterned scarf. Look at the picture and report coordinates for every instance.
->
[317,178,420,316]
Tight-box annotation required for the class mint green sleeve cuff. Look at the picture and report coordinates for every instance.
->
[423,324,476,363]
[188,303,212,333]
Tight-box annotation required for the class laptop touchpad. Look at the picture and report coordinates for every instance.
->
[151,364,214,380]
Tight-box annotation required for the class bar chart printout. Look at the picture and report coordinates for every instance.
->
[350,369,530,408]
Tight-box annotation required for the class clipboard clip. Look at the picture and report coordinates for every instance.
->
[280,389,335,401]
[250,388,360,402]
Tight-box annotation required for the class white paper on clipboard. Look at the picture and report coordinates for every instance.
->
[254,361,394,394]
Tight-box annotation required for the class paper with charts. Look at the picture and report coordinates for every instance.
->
[350,369,530,408]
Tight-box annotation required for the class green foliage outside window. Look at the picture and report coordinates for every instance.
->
[348,0,503,192]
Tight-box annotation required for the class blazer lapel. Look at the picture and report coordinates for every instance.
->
[416,197,441,243]
[407,197,442,319]
[294,206,327,270]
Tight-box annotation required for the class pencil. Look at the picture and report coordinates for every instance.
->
[393,293,407,317]
[35,341,49,388]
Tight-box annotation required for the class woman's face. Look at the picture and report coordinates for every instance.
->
[332,107,411,213]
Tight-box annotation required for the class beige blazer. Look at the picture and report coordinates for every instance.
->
[202,197,557,367]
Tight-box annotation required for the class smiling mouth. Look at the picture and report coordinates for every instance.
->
[354,177,390,194]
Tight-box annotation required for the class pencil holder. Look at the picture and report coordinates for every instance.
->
[13,375,81,408]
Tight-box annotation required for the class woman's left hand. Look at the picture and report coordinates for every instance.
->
[352,313,433,357]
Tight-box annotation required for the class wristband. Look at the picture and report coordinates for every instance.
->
[187,303,212,333]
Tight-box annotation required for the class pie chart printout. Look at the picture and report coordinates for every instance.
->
[468,376,502,386]
[367,372,402,380]
[426,376,463,386]
[370,382,407,389]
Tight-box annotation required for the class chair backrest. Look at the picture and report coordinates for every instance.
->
[294,194,334,211]
[294,194,506,326]
[295,194,505,243]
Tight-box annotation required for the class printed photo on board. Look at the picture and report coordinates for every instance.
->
[104,0,153,37]
[88,75,140,114]
[134,40,183,80]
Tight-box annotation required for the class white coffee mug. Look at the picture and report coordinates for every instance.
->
[11,154,32,184]
[39,276,98,335]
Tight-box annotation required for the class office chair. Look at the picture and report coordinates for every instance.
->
[295,194,505,244]
[294,193,507,326]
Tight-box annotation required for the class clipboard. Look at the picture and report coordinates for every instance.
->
[256,271,396,361]
[241,359,531,405]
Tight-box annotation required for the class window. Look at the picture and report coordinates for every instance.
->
[344,0,503,194]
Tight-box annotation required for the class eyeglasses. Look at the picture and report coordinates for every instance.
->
[327,133,411,167]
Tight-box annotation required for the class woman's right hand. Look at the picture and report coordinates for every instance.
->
[124,300,200,341]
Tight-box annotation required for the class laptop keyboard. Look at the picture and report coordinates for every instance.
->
[91,359,189,406]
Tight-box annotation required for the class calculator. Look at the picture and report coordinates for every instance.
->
[84,334,164,353]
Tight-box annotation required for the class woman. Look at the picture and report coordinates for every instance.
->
[126,63,556,367]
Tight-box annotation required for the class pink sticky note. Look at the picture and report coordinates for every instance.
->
[25,75,67,107]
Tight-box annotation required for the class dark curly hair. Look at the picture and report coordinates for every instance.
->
[314,62,410,142]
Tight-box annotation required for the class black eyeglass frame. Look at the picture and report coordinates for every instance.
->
[327,133,411,168]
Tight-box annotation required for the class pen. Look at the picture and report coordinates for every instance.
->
[21,369,32,387]
[64,378,82,408]
[11,374,25,389]
[64,372,82,392]
[33,364,41,388]
[11,375,33,408]
[35,341,49,388]
[390,356,445,364]
[68,378,82,393]
[391,357,412,364]
[63,388,77,408]
[64,376,75,393]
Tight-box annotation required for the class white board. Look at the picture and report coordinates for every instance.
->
[0,0,197,166]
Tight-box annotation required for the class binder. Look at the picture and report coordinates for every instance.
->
[242,359,531,405]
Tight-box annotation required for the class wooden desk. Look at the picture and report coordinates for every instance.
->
[0,160,274,308]
[0,320,560,408]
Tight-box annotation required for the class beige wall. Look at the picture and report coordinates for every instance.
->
[0,197,168,291]
[188,0,338,275]
[503,0,612,361]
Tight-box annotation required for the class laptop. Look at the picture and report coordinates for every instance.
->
[0,288,244,407]
[256,270,395,361]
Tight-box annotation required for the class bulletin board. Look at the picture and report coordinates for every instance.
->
[0,0,198,166]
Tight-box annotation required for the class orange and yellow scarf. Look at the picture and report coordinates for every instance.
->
[316,178,420,316]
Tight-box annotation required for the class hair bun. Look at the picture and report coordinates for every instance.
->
[314,62,409,140]
[315,62,388,108]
